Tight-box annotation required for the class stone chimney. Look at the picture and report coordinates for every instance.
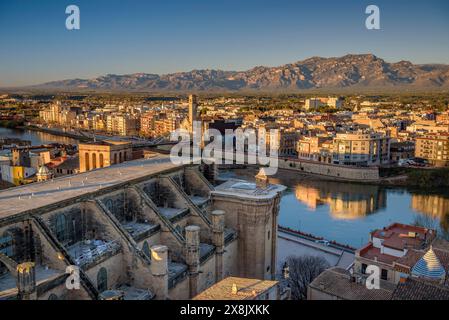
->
[255,168,269,189]
[185,225,200,298]
[150,245,168,300]
[211,210,225,281]
[16,262,37,300]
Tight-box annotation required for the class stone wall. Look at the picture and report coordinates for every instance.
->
[277,158,380,181]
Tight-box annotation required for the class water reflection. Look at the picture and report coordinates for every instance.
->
[411,194,449,234]
[221,168,449,247]
[0,127,78,146]
[293,181,386,219]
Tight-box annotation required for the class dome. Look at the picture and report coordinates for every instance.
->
[411,246,446,280]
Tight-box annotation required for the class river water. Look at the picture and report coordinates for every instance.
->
[0,127,78,145]
[221,168,449,248]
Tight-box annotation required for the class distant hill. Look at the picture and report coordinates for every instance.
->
[30,54,449,92]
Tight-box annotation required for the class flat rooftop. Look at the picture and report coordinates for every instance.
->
[213,178,286,200]
[0,155,180,219]
[193,277,279,300]
[370,223,433,251]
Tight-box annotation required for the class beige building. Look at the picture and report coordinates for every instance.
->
[78,140,132,173]
[188,94,198,132]
[39,101,78,126]
[106,114,140,136]
[297,136,333,163]
[415,133,449,167]
[332,131,390,166]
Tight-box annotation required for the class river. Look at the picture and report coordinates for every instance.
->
[0,127,78,146]
[221,168,449,248]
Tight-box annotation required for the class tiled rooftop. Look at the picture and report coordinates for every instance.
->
[309,267,396,300]
[392,277,449,300]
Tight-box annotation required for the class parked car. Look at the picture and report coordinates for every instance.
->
[315,239,330,246]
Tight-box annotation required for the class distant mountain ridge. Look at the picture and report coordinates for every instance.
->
[32,54,449,92]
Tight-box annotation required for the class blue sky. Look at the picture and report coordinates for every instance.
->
[0,0,448,86]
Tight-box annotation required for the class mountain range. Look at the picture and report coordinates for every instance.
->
[31,54,449,92]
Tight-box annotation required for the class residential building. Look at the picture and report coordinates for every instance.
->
[353,223,435,284]
[106,114,140,136]
[415,133,449,167]
[332,131,390,166]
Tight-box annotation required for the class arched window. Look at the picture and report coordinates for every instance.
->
[105,199,114,213]
[97,267,108,292]
[114,153,117,165]
[119,152,122,163]
[48,294,58,300]
[123,151,127,161]
[0,231,14,257]
[99,154,104,168]
[85,153,90,171]
[142,241,151,260]
[55,214,67,242]
[92,153,97,170]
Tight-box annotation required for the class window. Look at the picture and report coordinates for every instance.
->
[361,263,368,274]
[85,153,90,171]
[55,214,67,242]
[142,241,151,260]
[92,153,97,170]
[381,269,388,281]
[99,154,104,168]
[0,232,14,257]
[105,199,114,213]
[48,294,58,300]
[267,231,270,240]
[97,267,108,292]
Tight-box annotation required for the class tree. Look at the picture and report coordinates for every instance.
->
[284,255,330,300]
[413,214,449,242]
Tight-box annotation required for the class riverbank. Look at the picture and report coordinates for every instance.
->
[18,125,89,142]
